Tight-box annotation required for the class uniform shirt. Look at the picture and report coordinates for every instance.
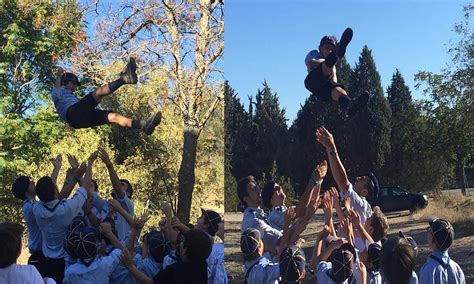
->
[207,242,228,284]
[305,50,325,72]
[340,183,373,225]
[241,207,282,248]
[315,261,354,284]
[243,256,279,284]
[23,199,42,252]
[0,264,44,284]
[110,253,162,284]
[368,269,382,284]
[267,205,287,231]
[33,187,87,259]
[419,250,465,284]
[51,86,79,122]
[115,196,134,242]
[64,249,121,284]
[163,250,179,269]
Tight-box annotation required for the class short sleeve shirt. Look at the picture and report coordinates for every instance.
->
[207,242,228,284]
[63,249,121,284]
[241,207,282,248]
[0,264,44,284]
[267,205,287,231]
[23,199,42,252]
[419,251,465,284]
[340,183,373,225]
[243,256,279,284]
[51,86,79,122]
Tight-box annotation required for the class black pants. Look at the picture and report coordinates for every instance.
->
[304,64,345,101]
[41,257,65,283]
[66,93,111,129]
[28,250,47,278]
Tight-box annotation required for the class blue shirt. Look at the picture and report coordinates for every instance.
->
[207,242,228,284]
[163,250,179,269]
[305,49,325,72]
[115,196,134,242]
[51,86,79,122]
[22,199,42,252]
[110,253,162,284]
[241,207,282,249]
[33,187,87,259]
[267,205,287,231]
[340,183,373,225]
[243,256,279,284]
[419,250,465,284]
[64,249,121,284]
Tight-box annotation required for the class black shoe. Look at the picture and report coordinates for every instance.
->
[120,58,137,84]
[143,111,162,135]
[347,91,369,116]
[336,28,353,58]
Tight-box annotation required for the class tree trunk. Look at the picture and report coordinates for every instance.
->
[457,162,467,196]
[177,126,200,223]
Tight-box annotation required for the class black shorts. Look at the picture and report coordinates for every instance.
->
[41,257,65,283]
[304,64,345,102]
[66,94,111,129]
[28,250,47,277]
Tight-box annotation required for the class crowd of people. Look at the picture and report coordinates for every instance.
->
[237,126,466,284]
[0,147,227,284]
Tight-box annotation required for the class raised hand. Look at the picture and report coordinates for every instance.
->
[56,67,65,77]
[100,221,113,234]
[323,191,333,217]
[120,248,134,268]
[306,194,320,219]
[97,147,112,167]
[315,126,336,151]
[161,202,173,218]
[284,206,296,228]
[329,187,339,205]
[133,213,149,230]
[108,199,122,212]
[52,154,62,168]
[67,154,79,169]
[348,209,361,228]
[170,216,183,229]
[318,225,331,239]
[312,160,328,181]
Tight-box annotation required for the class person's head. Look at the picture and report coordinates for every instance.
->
[237,176,261,208]
[319,35,336,57]
[380,237,416,284]
[279,245,306,283]
[367,243,382,271]
[146,230,172,263]
[364,206,389,242]
[427,218,454,252]
[353,173,379,200]
[61,72,80,91]
[120,179,133,199]
[0,222,24,268]
[11,176,36,200]
[36,176,59,202]
[197,209,222,237]
[261,181,286,209]
[240,228,263,261]
[329,243,356,282]
[179,229,212,263]
[74,227,99,261]
[399,231,418,256]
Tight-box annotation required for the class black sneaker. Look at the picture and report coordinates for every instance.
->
[347,91,369,116]
[143,111,162,135]
[336,28,353,58]
[120,58,137,84]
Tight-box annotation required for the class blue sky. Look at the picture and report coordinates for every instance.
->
[225,0,469,123]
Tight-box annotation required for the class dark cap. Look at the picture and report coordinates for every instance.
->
[64,230,80,258]
[367,172,380,200]
[11,176,30,200]
[279,245,306,282]
[61,72,81,86]
[201,209,222,236]
[367,243,382,270]
[428,218,454,251]
[68,216,88,233]
[330,243,355,282]
[75,227,98,260]
[261,181,276,209]
[240,228,261,257]
[320,35,337,48]
[399,231,418,255]
[147,230,172,263]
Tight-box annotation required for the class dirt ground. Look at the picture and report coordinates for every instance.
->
[224,206,474,283]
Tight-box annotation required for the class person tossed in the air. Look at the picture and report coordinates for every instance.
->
[304,28,368,116]
[52,58,161,135]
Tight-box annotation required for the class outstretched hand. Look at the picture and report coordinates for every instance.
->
[284,206,296,228]
[97,147,112,167]
[315,126,336,151]
[52,154,62,168]
[312,160,328,181]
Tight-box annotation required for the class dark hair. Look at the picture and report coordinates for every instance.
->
[370,207,389,242]
[201,209,221,237]
[11,176,30,200]
[120,179,133,198]
[61,72,80,86]
[0,222,24,268]
[183,229,212,263]
[237,176,255,208]
[319,35,337,48]
[380,237,415,284]
[36,176,56,202]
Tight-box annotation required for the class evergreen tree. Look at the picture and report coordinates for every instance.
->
[346,46,391,177]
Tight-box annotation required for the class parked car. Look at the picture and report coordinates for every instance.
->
[372,185,428,213]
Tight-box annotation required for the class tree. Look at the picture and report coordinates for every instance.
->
[415,5,473,195]
[346,46,391,177]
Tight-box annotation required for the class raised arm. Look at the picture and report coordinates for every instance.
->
[277,207,296,260]
[295,160,327,218]
[100,221,123,249]
[322,191,337,237]
[109,199,134,228]
[98,147,126,199]
[349,209,374,245]
[120,248,153,284]
[55,67,64,88]
[51,154,62,186]
[58,154,86,199]
[315,127,350,192]
[126,213,149,252]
